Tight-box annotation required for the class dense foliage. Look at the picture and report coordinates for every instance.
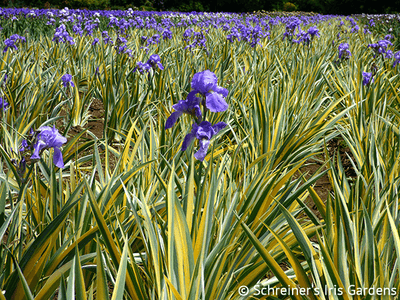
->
[0,8,400,300]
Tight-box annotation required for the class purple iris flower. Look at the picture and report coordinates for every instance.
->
[3,34,25,52]
[369,40,393,57]
[191,70,229,113]
[362,72,373,86]
[61,74,74,88]
[307,26,319,38]
[102,31,113,45]
[181,121,227,161]
[393,51,400,68]
[385,34,393,41]
[0,97,9,111]
[165,91,202,129]
[133,61,151,74]
[19,139,29,152]
[338,43,351,59]
[385,50,393,59]
[31,126,67,168]
[146,54,164,71]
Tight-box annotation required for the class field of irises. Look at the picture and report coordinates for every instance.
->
[0,7,400,300]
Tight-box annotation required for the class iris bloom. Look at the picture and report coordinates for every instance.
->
[0,97,9,111]
[133,61,151,74]
[31,126,67,168]
[338,43,351,59]
[61,74,74,88]
[393,51,400,68]
[165,91,202,129]
[191,70,228,113]
[308,26,319,38]
[181,121,227,161]
[146,54,164,70]
[362,72,373,86]
[3,34,26,52]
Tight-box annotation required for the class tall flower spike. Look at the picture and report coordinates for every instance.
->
[165,91,202,129]
[191,70,229,113]
[31,126,67,168]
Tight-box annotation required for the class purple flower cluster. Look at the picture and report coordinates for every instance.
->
[102,31,113,45]
[165,70,228,161]
[53,24,75,45]
[115,35,133,56]
[293,26,320,45]
[133,54,164,74]
[3,34,26,53]
[338,43,351,60]
[368,39,393,58]
[184,30,208,53]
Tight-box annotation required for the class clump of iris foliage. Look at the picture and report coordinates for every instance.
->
[0,7,400,300]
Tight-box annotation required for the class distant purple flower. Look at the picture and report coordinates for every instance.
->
[0,97,9,111]
[227,27,241,42]
[364,27,372,34]
[147,34,160,46]
[53,24,75,45]
[3,34,25,52]
[92,38,99,46]
[368,39,393,57]
[61,74,74,88]
[385,50,393,59]
[146,54,164,71]
[362,72,373,86]
[385,34,393,41]
[338,43,351,59]
[183,28,193,42]
[140,36,148,44]
[378,39,392,49]
[2,74,7,86]
[191,70,229,113]
[72,24,83,36]
[31,125,67,168]
[369,19,375,27]
[181,121,227,161]
[307,26,320,38]
[350,25,359,33]
[4,38,17,52]
[133,61,151,74]
[19,139,28,152]
[165,91,202,129]
[102,31,113,45]
[393,51,400,67]
[162,29,173,40]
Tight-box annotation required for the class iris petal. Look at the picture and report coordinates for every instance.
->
[194,139,210,161]
[165,111,183,129]
[181,132,196,151]
[53,147,65,168]
[205,92,229,112]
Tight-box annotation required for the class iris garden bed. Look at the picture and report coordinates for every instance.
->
[0,8,400,300]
